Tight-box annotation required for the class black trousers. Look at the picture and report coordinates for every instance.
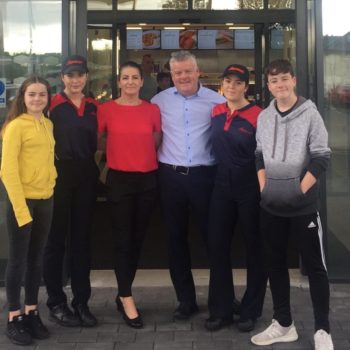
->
[6,197,53,311]
[107,169,157,297]
[43,160,98,308]
[158,163,216,303]
[207,177,267,320]
[261,209,330,332]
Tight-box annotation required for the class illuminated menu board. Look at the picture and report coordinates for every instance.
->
[142,30,161,49]
[179,30,197,49]
[198,30,233,49]
[126,29,253,50]
[127,29,161,49]
[160,29,197,49]
[126,30,143,50]
[234,29,255,49]
[161,30,180,49]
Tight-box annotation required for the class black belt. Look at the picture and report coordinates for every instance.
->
[161,162,206,175]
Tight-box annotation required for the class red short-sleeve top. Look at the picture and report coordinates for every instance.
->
[98,100,161,172]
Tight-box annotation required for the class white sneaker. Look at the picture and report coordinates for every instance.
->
[251,319,298,346]
[314,329,334,350]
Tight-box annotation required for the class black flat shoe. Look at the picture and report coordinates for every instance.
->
[205,316,233,332]
[116,296,143,329]
[74,304,98,327]
[173,301,198,320]
[237,317,256,332]
[49,303,80,327]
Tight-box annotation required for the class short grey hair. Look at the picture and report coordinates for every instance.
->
[169,50,198,69]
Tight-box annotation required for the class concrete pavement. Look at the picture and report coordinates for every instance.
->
[0,270,349,350]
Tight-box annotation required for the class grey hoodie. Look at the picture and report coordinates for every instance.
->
[255,98,331,217]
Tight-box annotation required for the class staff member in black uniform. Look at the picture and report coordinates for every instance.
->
[205,64,267,332]
[43,55,99,327]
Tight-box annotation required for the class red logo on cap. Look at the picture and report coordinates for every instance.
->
[66,60,84,65]
[228,67,245,74]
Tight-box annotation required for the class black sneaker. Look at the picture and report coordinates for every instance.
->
[5,314,32,346]
[25,309,50,339]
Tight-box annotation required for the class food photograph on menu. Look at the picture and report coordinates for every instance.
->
[215,30,234,49]
[142,30,161,49]
[198,30,233,49]
[179,30,197,49]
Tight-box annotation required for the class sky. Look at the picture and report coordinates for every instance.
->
[322,0,350,36]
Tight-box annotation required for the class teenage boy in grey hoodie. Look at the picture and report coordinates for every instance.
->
[251,59,334,350]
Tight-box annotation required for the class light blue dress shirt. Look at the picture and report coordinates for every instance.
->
[151,85,226,167]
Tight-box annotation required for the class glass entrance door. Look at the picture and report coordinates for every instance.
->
[87,21,297,269]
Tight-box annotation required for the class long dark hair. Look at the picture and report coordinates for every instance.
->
[2,76,51,134]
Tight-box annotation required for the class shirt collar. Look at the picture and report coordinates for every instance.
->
[173,83,203,98]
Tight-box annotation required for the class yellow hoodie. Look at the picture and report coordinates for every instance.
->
[0,113,57,227]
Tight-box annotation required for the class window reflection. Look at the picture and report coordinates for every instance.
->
[117,0,188,10]
[323,0,350,279]
[88,0,113,10]
[268,0,295,9]
[0,0,62,125]
[263,23,295,106]
[193,0,263,10]
[87,28,113,102]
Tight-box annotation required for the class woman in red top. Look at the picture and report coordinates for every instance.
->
[98,61,161,329]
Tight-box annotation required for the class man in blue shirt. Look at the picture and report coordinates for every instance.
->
[152,51,225,320]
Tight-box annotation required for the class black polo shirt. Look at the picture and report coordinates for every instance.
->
[50,92,98,161]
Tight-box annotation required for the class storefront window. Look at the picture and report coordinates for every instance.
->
[88,0,113,10]
[194,0,263,10]
[268,0,295,9]
[0,0,62,282]
[117,0,188,10]
[323,0,350,280]
[87,27,113,102]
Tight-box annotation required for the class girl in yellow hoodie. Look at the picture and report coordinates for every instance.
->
[0,76,57,346]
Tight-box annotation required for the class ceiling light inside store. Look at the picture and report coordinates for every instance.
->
[164,27,185,30]
[229,26,251,30]
[226,23,234,26]
[182,23,191,26]
[92,39,112,51]
[127,27,142,30]
[139,23,147,26]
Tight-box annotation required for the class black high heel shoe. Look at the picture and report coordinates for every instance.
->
[115,296,143,329]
